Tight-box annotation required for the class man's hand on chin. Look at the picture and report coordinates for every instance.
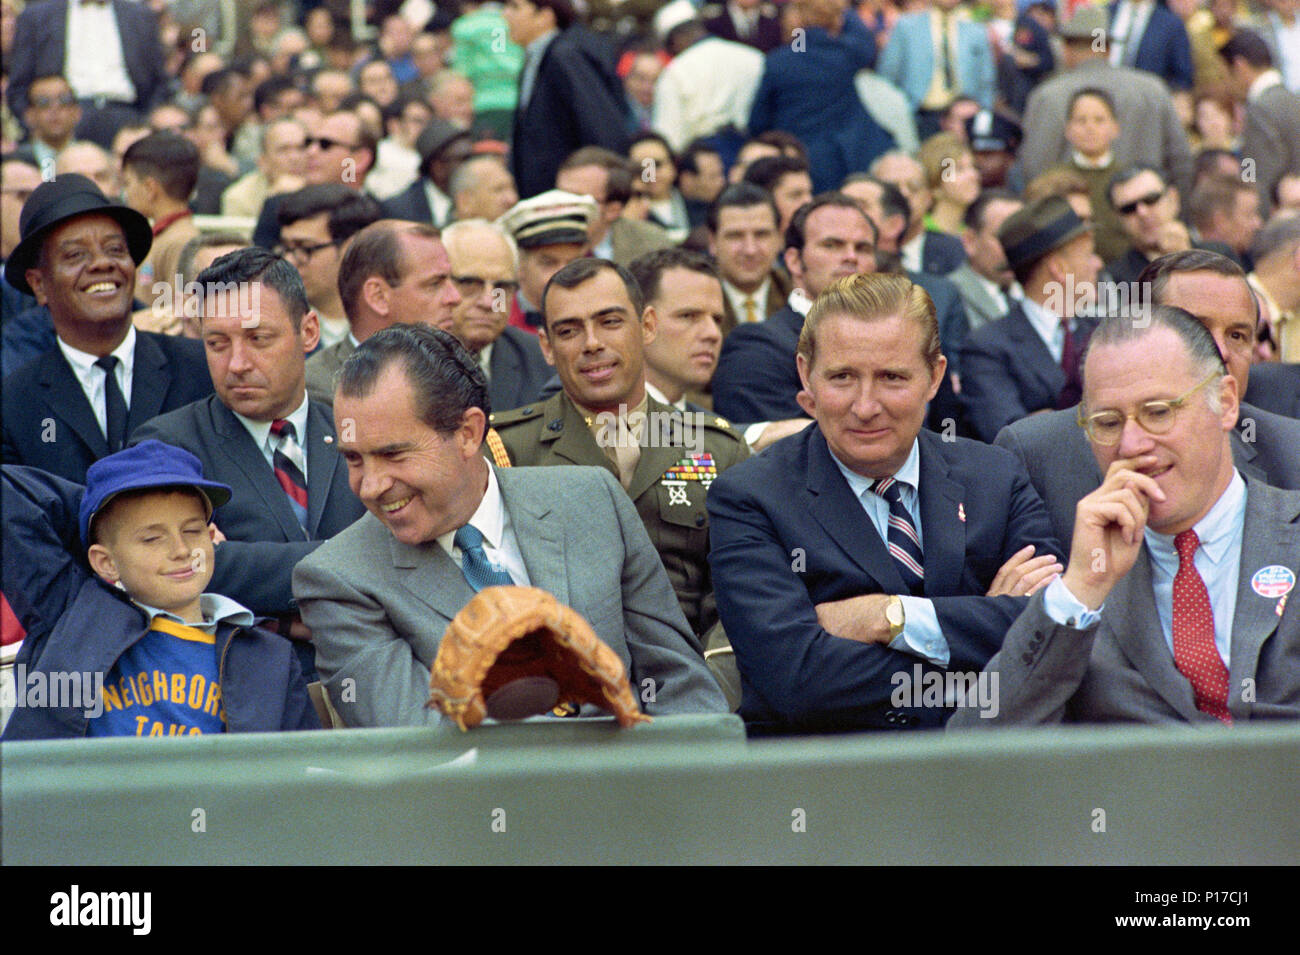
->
[815,592,894,645]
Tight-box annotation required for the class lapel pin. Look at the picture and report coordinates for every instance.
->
[323,435,334,444]
[1251,565,1295,600]
[958,503,966,523]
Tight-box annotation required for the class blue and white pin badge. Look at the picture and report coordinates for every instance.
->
[1251,565,1295,600]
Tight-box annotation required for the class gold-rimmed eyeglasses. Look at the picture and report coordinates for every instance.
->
[1077,370,1222,445]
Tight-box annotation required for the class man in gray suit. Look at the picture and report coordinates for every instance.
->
[305,220,462,407]
[951,306,1300,727]
[1221,30,1300,216]
[997,250,1300,548]
[1018,5,1193,197]
[947,189,1024,334]
[293,323,727,728]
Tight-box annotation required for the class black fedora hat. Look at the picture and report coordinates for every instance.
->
[4,174,152,296]
[997,195,1092,274]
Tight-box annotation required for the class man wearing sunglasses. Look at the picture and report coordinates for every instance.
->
[441,219,550,413]
[15,75,82,171]
[1101,165,1235,286]
[950,305,1300,727]
[996,249,1300,551]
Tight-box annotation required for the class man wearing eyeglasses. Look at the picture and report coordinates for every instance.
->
[306,219,462,407]
[276,186,385,350]
[1101,165,1235,287]
[441,219,550,413]
[995,249,1300,550]
[950,304,1300,727]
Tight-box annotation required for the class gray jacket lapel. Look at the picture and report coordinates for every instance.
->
[1103,548,1204,721]
[388,533,474,623]
[1228,479,1300,717]
[497,466,567,606]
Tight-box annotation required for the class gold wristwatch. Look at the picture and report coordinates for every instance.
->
[885,595,905,641]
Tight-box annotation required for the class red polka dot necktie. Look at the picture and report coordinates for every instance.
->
[1172,530,1232,724]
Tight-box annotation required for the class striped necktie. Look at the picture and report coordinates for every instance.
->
[872,476,925,595]
[270,419,308,530]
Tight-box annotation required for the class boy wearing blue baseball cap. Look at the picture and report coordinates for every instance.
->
[2,441,319,739]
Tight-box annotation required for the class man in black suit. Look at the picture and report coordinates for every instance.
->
[2,176,212,484]
[707,272,1062,735]
[503,0,630,199]
[7,0,169,149]
[961,196,1102,442]
[870,151,967,276]
[131,248,367,635]
[996,249,1300,549]
[381,120,475,229]
[442,219,550,413]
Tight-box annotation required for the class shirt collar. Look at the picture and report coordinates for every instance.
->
[1248,69,1284,102]
[151,209,192,237]
[439,463,504,559]
[722,275,771,321]
[526,29,559,59]
[233,391,310,454]
[57,324,136,380]
[133,593,256,634]
[645,380,686,410]
[1071,149,1113,169]
[1145,469,1246,567]
[829,434,921,501]
[787,286,813,316]
[1020,293,1065,344]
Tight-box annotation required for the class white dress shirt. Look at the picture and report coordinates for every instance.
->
[65,0,137,104]
[134,593,255,635]
[57,326,136,439]
[438,466,531,586]
[828,439,949,665]
[1020,295,1071,364]
[232,392,310,476]
[1269,12,1300,92]
[1109,0,1156,68]
[422,180,454,228]
[900,231,925,275]
[722,275,773,324]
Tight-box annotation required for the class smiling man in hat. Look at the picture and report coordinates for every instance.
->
[959,194,1104,443]
[2,175,213,484]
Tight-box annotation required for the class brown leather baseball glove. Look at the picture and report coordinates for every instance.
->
[428,585,652,730]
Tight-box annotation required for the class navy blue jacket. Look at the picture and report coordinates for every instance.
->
[747,15,890,194]
[2,579,319,739]
[706,425,1061,734]
[1107,0,1194,92]
[2,332,213,484]
[959,301,1096,443]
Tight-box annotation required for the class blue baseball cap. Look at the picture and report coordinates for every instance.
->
[80,440,232,546]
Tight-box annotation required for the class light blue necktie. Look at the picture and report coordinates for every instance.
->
[454,524,513,592]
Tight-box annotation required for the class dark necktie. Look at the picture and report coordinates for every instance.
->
[95,354,128,452]
[270,419,308,530]
[872,477,925,596]
[941,12,956,92]
[1172,530,1232,724]
[454,524,513,592]
[1057,318,1083,409]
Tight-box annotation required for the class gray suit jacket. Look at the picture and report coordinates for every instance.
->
[995,402,1300,549]
[1241,83,1300,215]
[946,264,1012,334]
[949,480,1300,727]
[1018,59,1193,197]
[292,464,727,727]
[304,337,356,408]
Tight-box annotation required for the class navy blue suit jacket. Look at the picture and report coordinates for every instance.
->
[487,325,552,414]
[1108,1,1194,91]
[711,271,970,426]
[920,231,967,276]
[959,301,1096,442]
[2,332,213,483]
[7,0,168,118]
[129,395,366,616]
[381,179,435,225]
[510,26,630,199]
[707,425,1062,734]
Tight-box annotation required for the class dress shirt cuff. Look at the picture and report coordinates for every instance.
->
[890,597,949,666]
[1042,576,1103,629]
[743,422,770,448]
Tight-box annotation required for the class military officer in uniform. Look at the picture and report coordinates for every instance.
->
[490,257,749,639]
